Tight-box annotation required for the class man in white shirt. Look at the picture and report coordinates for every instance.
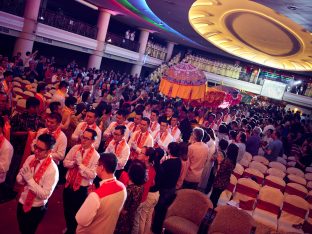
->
[169,115,182,142]
[153,118,174,152]
[128,117,154,160]
[63,128,100,234]
[31,113,67,164]
[0,116,14,200]
[127,111,143,137]
[263,118,275,134]
[105,125,130,178]
[76,153,127,234]
[149,109,160,136]
[51,80,69,108]
[72,109,102,150]
[103,109,129,146]
[204,113,218,131]
[16,133,58,234]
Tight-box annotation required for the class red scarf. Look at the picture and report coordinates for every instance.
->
[23,156,52,212]
[82,122,97,131]
[170,126,178,137]
[0,135,5,148]
[150,121,158,132]
[65,145,94,191]
[43,127,61,140]
[114,139,126,157]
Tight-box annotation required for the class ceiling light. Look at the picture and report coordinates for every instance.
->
[287,6,297,10]
[75,0,98,10]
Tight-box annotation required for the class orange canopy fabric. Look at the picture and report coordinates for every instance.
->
[159,62,206,100]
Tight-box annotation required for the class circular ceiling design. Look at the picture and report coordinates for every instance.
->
[189,0,312,71]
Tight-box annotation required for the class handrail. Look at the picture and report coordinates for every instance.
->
[106,32,140,52]
[0,0,25,16]
[38,8,98,39]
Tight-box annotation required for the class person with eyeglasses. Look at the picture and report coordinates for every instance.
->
[63,128,100,234]
[31,113,67,165]
[152,117,174,153]
[104,125,130,178]
[71,109,102,150]
[16,133,58,234]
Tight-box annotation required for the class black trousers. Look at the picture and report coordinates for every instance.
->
[17,202,47,234]
[210,187,224,208]
[182,180,199,190]
[63,186,88,234]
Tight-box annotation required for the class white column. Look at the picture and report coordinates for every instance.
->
[13,0,41,58]
[88,9,111,69]
[131,29,150,77]
[166,41,175,62]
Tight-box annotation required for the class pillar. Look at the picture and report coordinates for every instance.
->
[88,9,111,69]
[13,0,41,58]
[131,29,150,77]
[165,41,175,62]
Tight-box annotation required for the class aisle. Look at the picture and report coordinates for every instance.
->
[0,185,66,234]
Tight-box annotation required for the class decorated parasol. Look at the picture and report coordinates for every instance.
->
[189,87,226,108]
[159,62,206,100]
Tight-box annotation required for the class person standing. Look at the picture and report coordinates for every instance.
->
[51,80,69,108]
[183,127,209,189]
[16,133,58,234]
[63,128,100,234]
[75,153,127,234]
[152,118,174,152]
[265,130,283,161]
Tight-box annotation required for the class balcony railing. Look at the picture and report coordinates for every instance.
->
[38,9,98,39]
[0,0,25,16]
[106,32,140,52]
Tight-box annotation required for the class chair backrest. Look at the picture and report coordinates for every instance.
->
[13,77,23,82]
[287,156,296,162]
[249,161,268,174]
[276,157,287,165]
[13,87,23,93]
[306,167,312,173]
[279,194,309,226]
[166,189,213,226]
[24,91,34,97]
[13,81,22,87]
[305,173,312,181]
[242,152,252,162]
[284,182,308,198]
[208,206,255,234]
[255,186,284,216]
[17,99,26,108]
[21,80,31,85]
[307,181,312,191]
[253,156,269,166]
[243,168,264,185]
[287,161,296,167]
[233,178,261,210]
[264,175,286,191]
[267,167,286,179]
[286,167,304,178]
[287,174,306,186]
[269,161,286,172]
[233,163,244,179]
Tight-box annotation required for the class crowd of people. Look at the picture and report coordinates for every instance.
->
[0,50,312,234]
[145,41,167,60]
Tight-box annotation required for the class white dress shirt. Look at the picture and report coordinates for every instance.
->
[31,128,67,164]
[153,130,175,152]
[128,130,154,154]
[0,137,14,183]
[105,140,130,170]
[63,144,100,187]
[17,155,59,207]
[127,122,141,137]
[149,121,160,136]
[169,126,182,142]
[72,122,102,150]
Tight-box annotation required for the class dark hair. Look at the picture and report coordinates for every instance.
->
[0,116,4,129]
[151,109,159,116]
[87,108,99,118]
[76,103,87,115]
[48,112,62,123]
[36,82,46,93]
[144,147,155,163]
[38,133,56,150]
[59,80,69,89]
[226,143,239,164]
[168,142,180,157]
[99,153,117,174]
[26,97,40,109]
[229,130,238,140]
[49,101,61,113]
[218,124,228,134]
[178,142,189,161]
[82,91,90,103]
[116,109,128,118]
[219,139,229,151]
[128,160,147,186]
[159,117,169,125]
[115,125,126,135]
[142,117,150,125]
[239,131,247,143]
[65,96,77,108]
[3,71,12,78]
[84,128,97,140]
[206,128,216,141]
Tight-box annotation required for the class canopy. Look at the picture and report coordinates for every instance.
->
[159,62,206,100]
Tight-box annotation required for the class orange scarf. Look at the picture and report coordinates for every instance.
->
[43,127,61,140]
[170,126,178,137]
[115,139,126,157]
[150,121,158,132]
[134,131,149,148]
[23,156,52,212]
[65,146,94,191]
[82,122,97,131]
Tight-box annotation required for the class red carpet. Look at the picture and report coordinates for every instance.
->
[0,185,66,234]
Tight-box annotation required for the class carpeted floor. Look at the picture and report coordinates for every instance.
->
[0,185,66,234]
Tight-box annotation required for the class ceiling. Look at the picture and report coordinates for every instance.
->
[86,0,312,73]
